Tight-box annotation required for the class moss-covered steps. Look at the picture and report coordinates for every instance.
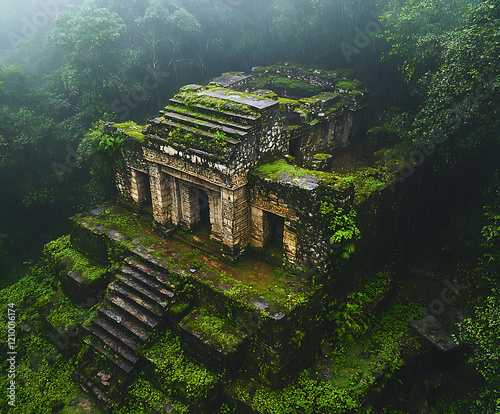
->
[83,258,177,373]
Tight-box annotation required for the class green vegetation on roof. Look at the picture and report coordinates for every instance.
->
[251,74,321,97]
[254,152,400,204]
[112,121,147,142]
[175,88,261,117]
[164,127,228,156]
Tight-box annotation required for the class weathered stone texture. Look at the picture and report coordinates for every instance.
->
[149,163,171,225]
[112,66,367,267]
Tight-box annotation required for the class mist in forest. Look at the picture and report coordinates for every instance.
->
[0,0,499,412]
[0,0,391,281]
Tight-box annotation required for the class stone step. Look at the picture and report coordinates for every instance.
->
[163,111,248,138]
[169,98,259,124]
[162,106,252,132]
[98,306,148,341]
[153,118,242,145]
[109,294,160,328]
[118,274,168,307]
[84,324,139,364]
[92,317,138,352]
[84,337,134,373]
[121,265,174,298]
[109,283,163,316]
[124,258,176,295]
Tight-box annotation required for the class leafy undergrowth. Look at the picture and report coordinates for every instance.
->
[0,265,90,413]
[110,376,190,414]
[45,234,108,281]
[143,329,220,403]
[228,272,424,414]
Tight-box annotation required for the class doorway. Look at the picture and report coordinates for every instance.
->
[132,170,152,206]
[267,212,284,248]
[289,138,300,158]
[197,188,210,225]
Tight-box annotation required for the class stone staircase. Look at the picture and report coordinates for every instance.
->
[150,97,260,146]
[83,257,176,373]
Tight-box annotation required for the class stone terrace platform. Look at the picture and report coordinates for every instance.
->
[71,203,316,319]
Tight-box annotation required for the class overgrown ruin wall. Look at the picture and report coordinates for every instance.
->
[248,174,354,272]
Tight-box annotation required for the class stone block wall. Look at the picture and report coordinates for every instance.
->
[115,168,131,202]
[226,114,286,173]
[295,111,362,165]
[248,174,353,271]
[249,206,270,248]
[221,187,249,255]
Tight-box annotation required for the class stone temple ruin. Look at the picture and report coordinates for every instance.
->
[47,63,409,411]
[110,63,369,269]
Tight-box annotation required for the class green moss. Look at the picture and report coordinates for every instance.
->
[0,331,81,412]
[227,278,422,414]
[277,97,299,106]
[45,235,108,281]
[326,99,347,114]
[46,292,87,332]
[123,130,146,141]
[110,375,189,414]
[175,89,260,117]
[254,150,400,205]
[165,127,227,155]
[335,81,356,90]
[112,122,147,142]
[254,159,312,180]
[182,307,243,350]
[314,153,331,160]
[251,74,321,97]
[144,329,218,401]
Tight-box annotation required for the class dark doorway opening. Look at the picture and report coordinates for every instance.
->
[197,188,210,224]
[289,138,300,158]
[268,212,284,248]
[136,170,152,207]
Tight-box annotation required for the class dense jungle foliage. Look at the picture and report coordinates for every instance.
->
[0,0,500,412]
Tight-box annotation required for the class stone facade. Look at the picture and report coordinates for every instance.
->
[111,64,368,266]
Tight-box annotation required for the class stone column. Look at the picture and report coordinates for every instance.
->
[250,207,270,248]
[149,163,171,226]
[180,184,200,229]
[170,176,182,226]
[283,219,297,262]
[208,190,222,242]
[221,187,249,254]
[234,186,249,248]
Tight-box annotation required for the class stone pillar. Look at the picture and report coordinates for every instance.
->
[170,176,182,226]
[130,169,148,204]
[283,220,297,262]
[250,207,270,248]
[221,187,249,254]
[234,186,249,248]
[180,184,200,229]
[208,190,222,242]
[149,163,171,226]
